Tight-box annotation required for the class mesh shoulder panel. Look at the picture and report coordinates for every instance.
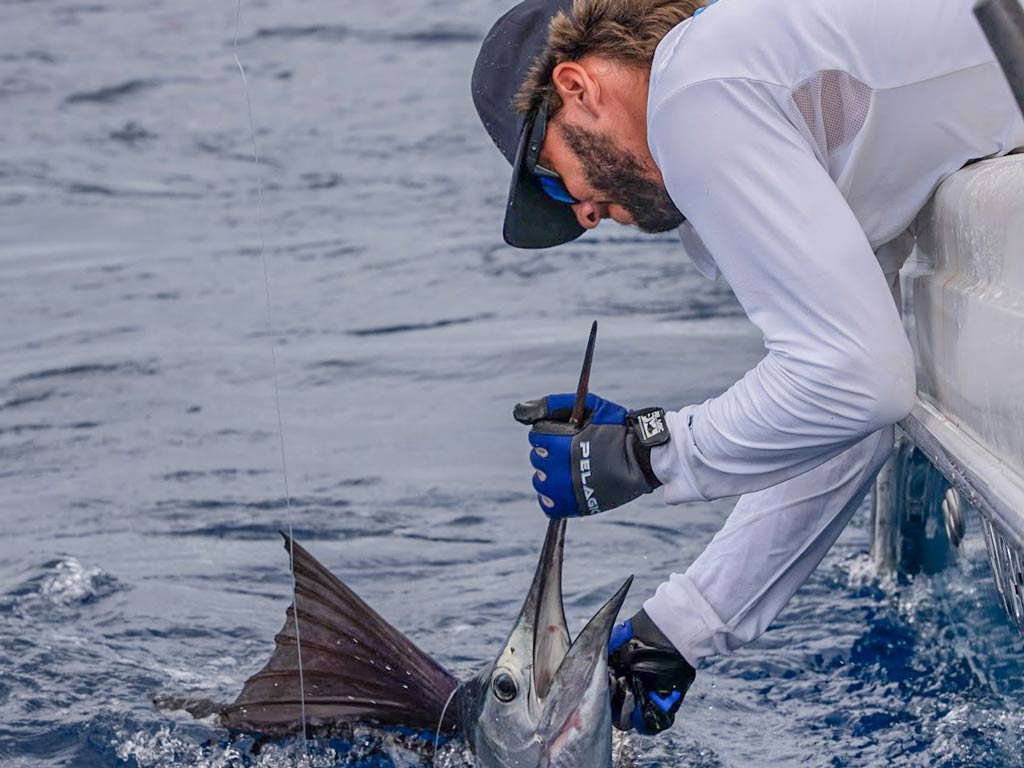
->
[788,70,873,160]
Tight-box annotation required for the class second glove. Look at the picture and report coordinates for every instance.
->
[609,609,696,735]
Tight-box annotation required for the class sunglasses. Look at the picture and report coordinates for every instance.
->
[524,100,580,206]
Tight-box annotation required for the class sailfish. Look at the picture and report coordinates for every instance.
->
[218,520,631,767]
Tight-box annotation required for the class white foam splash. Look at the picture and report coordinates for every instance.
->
[113,725,478,768]
[39,557,114,606]
[115,726,338,768]
[611,729,638,767]
[430,740,474,768]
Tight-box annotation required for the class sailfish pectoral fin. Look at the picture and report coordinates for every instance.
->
[219,533,460,736]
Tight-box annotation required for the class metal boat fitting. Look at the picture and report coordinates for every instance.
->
[942,488,965,549]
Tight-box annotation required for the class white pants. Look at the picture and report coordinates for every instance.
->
[644,425,893,664]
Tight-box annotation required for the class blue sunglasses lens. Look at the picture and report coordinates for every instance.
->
[537,175,577,205]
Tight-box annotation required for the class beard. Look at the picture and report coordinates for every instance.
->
[559,123,685,234]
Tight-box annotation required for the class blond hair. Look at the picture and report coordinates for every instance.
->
[515,0,703,118]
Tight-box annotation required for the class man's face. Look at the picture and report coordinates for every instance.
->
[538,118,685,234]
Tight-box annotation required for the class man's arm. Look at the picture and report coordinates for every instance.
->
[647,78,914,504]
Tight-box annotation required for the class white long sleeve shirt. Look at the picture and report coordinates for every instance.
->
[647,0,1024,503]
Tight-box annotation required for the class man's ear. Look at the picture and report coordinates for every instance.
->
[551,61,601,119]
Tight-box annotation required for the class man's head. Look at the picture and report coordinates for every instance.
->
[472,0,700,248]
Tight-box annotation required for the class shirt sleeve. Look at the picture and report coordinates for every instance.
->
[647,78,915,504]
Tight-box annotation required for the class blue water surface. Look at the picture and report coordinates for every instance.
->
[0,0,1022,766]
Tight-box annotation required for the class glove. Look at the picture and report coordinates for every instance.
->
[513,393,670,518]
[608,610,696,735]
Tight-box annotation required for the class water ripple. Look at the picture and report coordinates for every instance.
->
[236,24,481,46]
[64,78,163,105]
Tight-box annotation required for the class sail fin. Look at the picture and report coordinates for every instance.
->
[219,534,460,736]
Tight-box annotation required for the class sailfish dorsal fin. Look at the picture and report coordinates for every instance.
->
[220,534,459,735]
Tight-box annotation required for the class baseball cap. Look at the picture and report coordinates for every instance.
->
[471,0,586,249]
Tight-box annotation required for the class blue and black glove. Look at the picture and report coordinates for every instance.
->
[513,393,669,519]
[608,610,696,735]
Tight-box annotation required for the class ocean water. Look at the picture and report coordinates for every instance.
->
[0,0,1021,766]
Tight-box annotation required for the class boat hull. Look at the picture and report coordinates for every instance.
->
[874,155,1024,633]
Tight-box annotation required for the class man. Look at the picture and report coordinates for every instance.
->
[472,0,1024,735]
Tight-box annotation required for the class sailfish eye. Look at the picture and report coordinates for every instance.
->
[491,670,518,703]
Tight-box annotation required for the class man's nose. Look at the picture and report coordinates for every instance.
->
[572,200,604,229]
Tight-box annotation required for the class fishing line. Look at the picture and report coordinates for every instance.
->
[433,686,460,761]
[231,0,309,758]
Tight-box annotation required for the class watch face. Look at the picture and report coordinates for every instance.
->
[633,408,670,447]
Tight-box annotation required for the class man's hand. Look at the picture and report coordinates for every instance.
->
[513,392,669,518]
[608,610,696,735]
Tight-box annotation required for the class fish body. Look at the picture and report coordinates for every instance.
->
[219,521,631,768]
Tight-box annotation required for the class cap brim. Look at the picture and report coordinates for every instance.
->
[503,120,586,250]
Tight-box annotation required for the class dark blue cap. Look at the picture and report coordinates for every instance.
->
[472,0,586,249]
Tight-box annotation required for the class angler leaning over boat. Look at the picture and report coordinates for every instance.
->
[471,0,1024,735]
